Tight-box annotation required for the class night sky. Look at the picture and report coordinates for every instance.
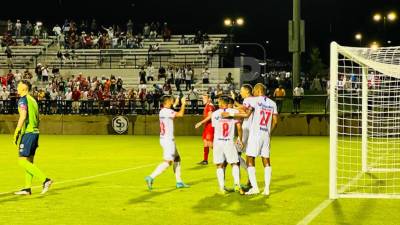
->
[2,0,400,62]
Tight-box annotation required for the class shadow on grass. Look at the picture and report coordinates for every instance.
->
[0,181,96,204]
[127,177,214,205]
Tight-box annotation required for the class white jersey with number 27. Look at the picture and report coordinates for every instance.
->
[248,96,278,137]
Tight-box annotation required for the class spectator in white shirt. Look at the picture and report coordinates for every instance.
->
[14,70,22,83]
[15,20,22,37]
[185,66,193,91]
[146,63,155,81]
[202,67,210,84]
[199,43,207,54]
[292,84,304,114]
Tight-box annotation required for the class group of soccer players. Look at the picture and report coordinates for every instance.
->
[146,82,278,196]
[11,79,276,197]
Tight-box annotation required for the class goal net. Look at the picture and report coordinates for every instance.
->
[330,42,400,199]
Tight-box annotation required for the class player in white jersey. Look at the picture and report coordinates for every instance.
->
[224,83,278,196]
[145,95,190,190]
[212,96,243,194]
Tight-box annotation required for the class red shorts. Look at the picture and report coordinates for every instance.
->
[202,124,214,142]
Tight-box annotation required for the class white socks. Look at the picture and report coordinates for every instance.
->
[247,166,258,190]
[264,166,272,191]
[239,156,247,170]
[150,162,170,179]
[232,165,240,186]
[173,162,182,183]
[216,168,225,190]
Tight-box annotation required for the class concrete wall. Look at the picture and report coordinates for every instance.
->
[0,114,329,136]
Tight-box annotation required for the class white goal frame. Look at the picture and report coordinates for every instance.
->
[329,42,400,199]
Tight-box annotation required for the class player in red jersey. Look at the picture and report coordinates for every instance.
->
[195,93,215,165]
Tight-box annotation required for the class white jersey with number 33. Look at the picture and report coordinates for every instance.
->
[212,108,239,142]
[159,108,176,140]
[248,96,277,137]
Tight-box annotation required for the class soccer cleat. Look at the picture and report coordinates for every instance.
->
[224,187,234,192]
[14,188,31,195]
[234,185,245,195]
[176,182,190,189]
[145,176,154,191]
[197,160,208,165]
[41,178,53,194]
[262,188,270,196]
[245,187,260,195]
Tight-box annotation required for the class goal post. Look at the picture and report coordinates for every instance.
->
[330,42,400,199]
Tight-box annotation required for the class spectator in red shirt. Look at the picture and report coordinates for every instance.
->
[72,87,81,114]
[31,36,40,46]
[6,70,14,87]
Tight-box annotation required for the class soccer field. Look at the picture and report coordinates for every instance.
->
[0,135,399,225]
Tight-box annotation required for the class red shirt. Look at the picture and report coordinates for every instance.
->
[203,103,215,126]
[72,90,81,101]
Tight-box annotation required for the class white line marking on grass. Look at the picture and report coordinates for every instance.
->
[296,199,333,225]
[0,163,156,195]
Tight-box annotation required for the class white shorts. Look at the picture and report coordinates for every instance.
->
[245,134,271,158]
[160,139,179,161]
[213,140,239,164]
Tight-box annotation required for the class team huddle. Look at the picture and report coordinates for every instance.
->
[146,83,278,196]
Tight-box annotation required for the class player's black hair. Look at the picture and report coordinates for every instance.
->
[162,95,173,104]
[19,80,32,91]
[218,95,230,104]
[241,84,253,94]
[227,97,234,105]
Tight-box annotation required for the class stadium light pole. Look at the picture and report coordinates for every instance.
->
[373,12,397,44]
[290,0,304,89]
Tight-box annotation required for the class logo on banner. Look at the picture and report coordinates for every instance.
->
[112,116,129,134]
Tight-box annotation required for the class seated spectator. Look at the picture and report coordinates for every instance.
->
[149,30,157,41]
[162,81,172,95]
[194,30,203,44]
[31,36,40,46]
[203,33,210,42]
[225,72,234,84]
[199,43,207,55]
[23,36,31,46]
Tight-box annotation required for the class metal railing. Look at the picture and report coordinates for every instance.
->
[0,95,329,116]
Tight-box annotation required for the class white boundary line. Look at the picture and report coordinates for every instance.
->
[0,163,156,195]
[296,199,334,225]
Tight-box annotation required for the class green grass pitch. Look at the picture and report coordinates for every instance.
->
[0,135,399,225]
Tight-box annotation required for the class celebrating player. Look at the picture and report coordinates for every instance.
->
[224,83,278,195]
[14,80,53,195]
[145,95,190,190]
[194,94,215,165]
[212,96,243,194]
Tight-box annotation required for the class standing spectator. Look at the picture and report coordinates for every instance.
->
[146,62,154,81]
[7,20,13,31]
[225,72,234,84]
[15,20,22,38]
[0,87,10,114]
[72,87,81,114]
[162,23,171,42]
[273,85,286,113]
[292,84,304,114]
[139,66,146,84]
[175,67,183,91]
[14,69,22,83]
[152,89,161,114]
[158,66,166,81]
[116,77,123,92]
[53,24,62,46]
[81,88,89,114]
[139,88,147,114]
[202,67,210,84]
[143,23,150,38]
[166,66,174,84]
[65,88,73,114]
[179,34,187,45]
[5,46,13,68]
[41,65,49,82]
[127,19,133,35]
[188,86,199,114]
[90,19,97,33]
[25,20,33,36]
[185,66,193,91]
[50,89,58,114]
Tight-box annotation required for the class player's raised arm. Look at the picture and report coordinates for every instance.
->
[222,106,253,119]
[175,97,186,118]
